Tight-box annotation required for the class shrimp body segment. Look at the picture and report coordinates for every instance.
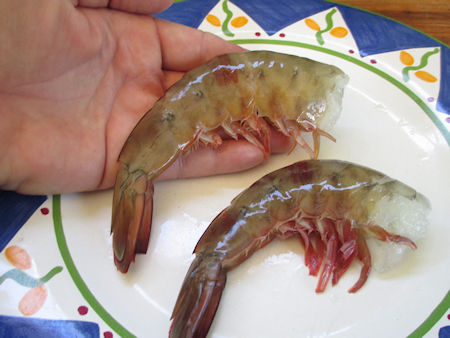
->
[170,160,430,337]
[111,51,349,272]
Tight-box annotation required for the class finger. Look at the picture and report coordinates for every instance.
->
[74,0,109,8]
[75,0,173,14]
[157,140,264,181]
[162,70,184,91]
[155,18,245,72]
[98,129,291,190]
[270,129,293,153]
[157,132,292,181]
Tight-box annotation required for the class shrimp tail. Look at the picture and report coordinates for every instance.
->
[170,254,226,338]
[111,164,154,273]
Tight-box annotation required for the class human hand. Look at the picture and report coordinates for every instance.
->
[0,0,291,195]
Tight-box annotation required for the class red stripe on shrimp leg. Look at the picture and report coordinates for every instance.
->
[294,218,325,276]
[299,230,325,277]
[245,115,272,158]
[348,232,372,293]
[332,220,358,286]
[360,224,417,249]
[315,218,339,293]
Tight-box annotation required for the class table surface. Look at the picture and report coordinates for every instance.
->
[335,0,449,45]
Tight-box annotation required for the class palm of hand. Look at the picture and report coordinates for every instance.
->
[1,1,251,194]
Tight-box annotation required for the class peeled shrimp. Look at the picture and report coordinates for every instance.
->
[111,51,348,272]
[170,159,430,337]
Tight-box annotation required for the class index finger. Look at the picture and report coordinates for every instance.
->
[155,18,245,72]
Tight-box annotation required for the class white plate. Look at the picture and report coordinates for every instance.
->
[1,1,449,337]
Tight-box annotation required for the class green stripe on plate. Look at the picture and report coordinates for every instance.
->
[408,291,450,337]
[53,195,135,338]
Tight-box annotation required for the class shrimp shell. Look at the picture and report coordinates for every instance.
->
[111,51,349,272]
[169,159,430,337]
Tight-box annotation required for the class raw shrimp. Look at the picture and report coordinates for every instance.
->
[170,159,430,337]
[111,51,349,272]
